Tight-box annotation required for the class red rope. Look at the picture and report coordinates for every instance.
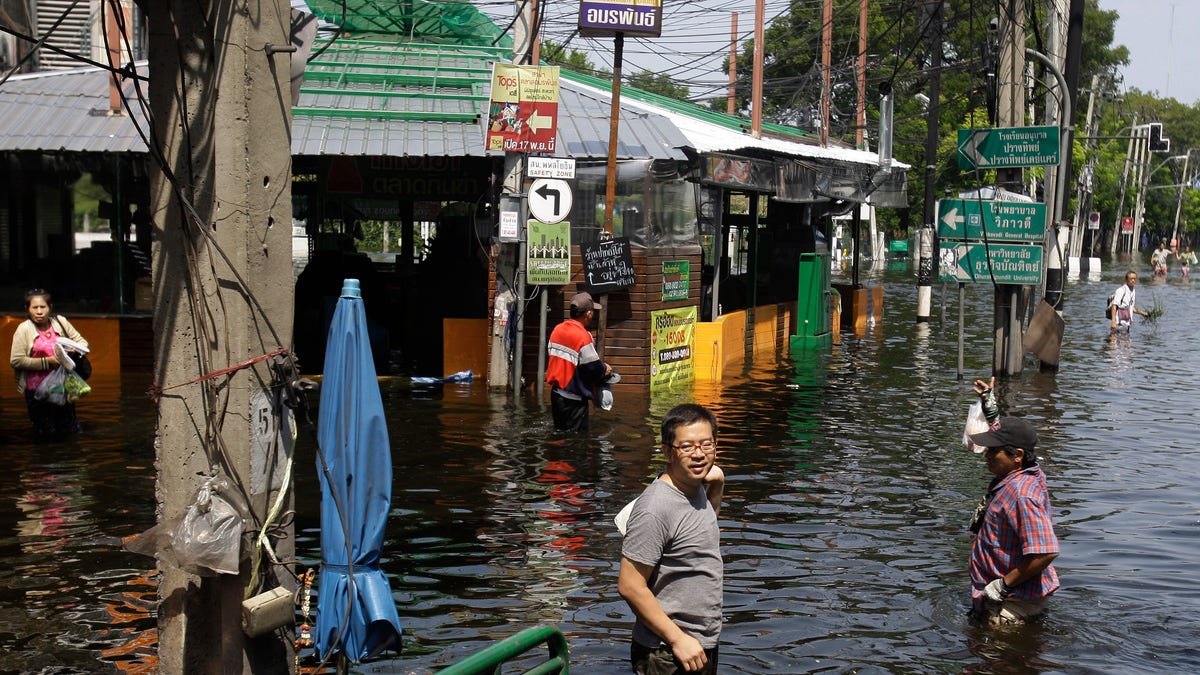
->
[148,347,289,402]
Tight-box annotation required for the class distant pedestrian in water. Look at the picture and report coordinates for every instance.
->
[1109,271,1149,332]
[1178,246,1196,279]
[9,289,88,436]
[619,403,725,674]
[545,292,611,432]
[1151,240,1171,277]
[966,380,1060,626]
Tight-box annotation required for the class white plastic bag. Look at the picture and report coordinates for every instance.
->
[171,476,244,576]
[33,367,68,406]
[962,400,989,453]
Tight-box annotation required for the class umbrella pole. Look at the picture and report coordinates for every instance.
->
[336,654,350,675]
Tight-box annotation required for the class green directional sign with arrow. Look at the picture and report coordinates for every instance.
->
[938,242,1044,285]
[936,199,1047,242]
[957,125,1059,169]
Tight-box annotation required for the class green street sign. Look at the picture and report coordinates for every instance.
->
[936,199,1047,242]
[957,125,1059,169]
[938,242,1043,284]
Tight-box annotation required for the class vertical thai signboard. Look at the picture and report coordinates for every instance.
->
[485,65,560,153]
[661,260,690,301]
[650,306,696,392]
[527,220,571,285]
[578,0,663,37]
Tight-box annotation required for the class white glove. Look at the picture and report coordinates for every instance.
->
[983,578,1012,602]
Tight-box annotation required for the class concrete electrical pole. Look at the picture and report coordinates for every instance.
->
[916,0,942,324]
[148,1,296,671]
[993,0,1026,376]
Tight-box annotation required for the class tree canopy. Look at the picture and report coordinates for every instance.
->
[724,0,1196,243]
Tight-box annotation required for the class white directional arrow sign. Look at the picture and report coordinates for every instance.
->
[528,178,573,224]
[526,109,554,135]
[936,199,1046,242]
[956,125,1060,169]
[940,205,966,235]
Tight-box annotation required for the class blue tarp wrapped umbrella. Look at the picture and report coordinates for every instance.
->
[314,279,403,662]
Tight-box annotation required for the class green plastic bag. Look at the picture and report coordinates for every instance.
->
[64,371,91,403]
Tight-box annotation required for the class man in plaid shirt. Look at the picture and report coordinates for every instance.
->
[966,415,1060,625]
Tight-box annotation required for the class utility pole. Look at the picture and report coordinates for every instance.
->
[855,0,867,150]
[1070,73,1100,258]
[1171,151,1191,245]
[751,0,764,137]
[1039,1,1069,332]
[993,0,1026,376]
[1130,126,1151,250]
[1060,0,1086,258]
[149,0,296,672]
[1113,114,1139,254]
[916,0,942,324]
[820,0,832,146]
[505,0,536,393]
[727,13,738,115]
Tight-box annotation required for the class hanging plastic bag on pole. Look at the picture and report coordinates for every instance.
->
[171,476,245,576]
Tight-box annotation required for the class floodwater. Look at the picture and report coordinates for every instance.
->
[1,259,1198,674]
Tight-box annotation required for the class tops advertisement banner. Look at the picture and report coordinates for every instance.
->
[485,65,560,154]
[578,0,663,37]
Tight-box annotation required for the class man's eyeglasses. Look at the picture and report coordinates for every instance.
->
[671,440,716,455]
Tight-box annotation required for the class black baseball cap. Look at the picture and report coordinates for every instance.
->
[968,416,1038,453]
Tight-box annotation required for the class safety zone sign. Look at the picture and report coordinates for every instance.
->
[486,65,560,154]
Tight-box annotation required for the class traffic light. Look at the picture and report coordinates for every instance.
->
[1148,123,1171,152]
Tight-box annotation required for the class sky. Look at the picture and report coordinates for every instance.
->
[1100,0,1200,105]
[481,0,793,102]
[482,0,1200,107]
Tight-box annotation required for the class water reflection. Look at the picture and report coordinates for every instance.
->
[1,265,1198,672]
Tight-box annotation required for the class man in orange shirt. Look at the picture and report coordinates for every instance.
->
[545,292,611,431]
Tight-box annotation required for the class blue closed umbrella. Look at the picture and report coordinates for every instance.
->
[314,279,402,662]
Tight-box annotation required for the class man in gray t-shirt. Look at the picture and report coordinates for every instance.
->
[619,404,726,674]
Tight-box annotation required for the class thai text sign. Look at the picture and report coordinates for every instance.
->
[936,199,1046,242]
[581,237,636,294]
[527,220,571,285]
[957,125,1059,169]
[662,260,690,301]
[650,306,695,392]
[938,242,1044,285]
[486,65,560,154]
[579,0,662,37]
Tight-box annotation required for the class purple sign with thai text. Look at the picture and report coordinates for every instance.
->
[578,0,662,37]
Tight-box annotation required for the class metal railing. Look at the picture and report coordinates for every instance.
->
[438,625,569,675]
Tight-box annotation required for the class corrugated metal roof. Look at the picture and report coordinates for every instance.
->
[561,70,907,169]
[0,46,690,160]
[561,69,909,169]
[0,39,890,171]
[0,66,149,153]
